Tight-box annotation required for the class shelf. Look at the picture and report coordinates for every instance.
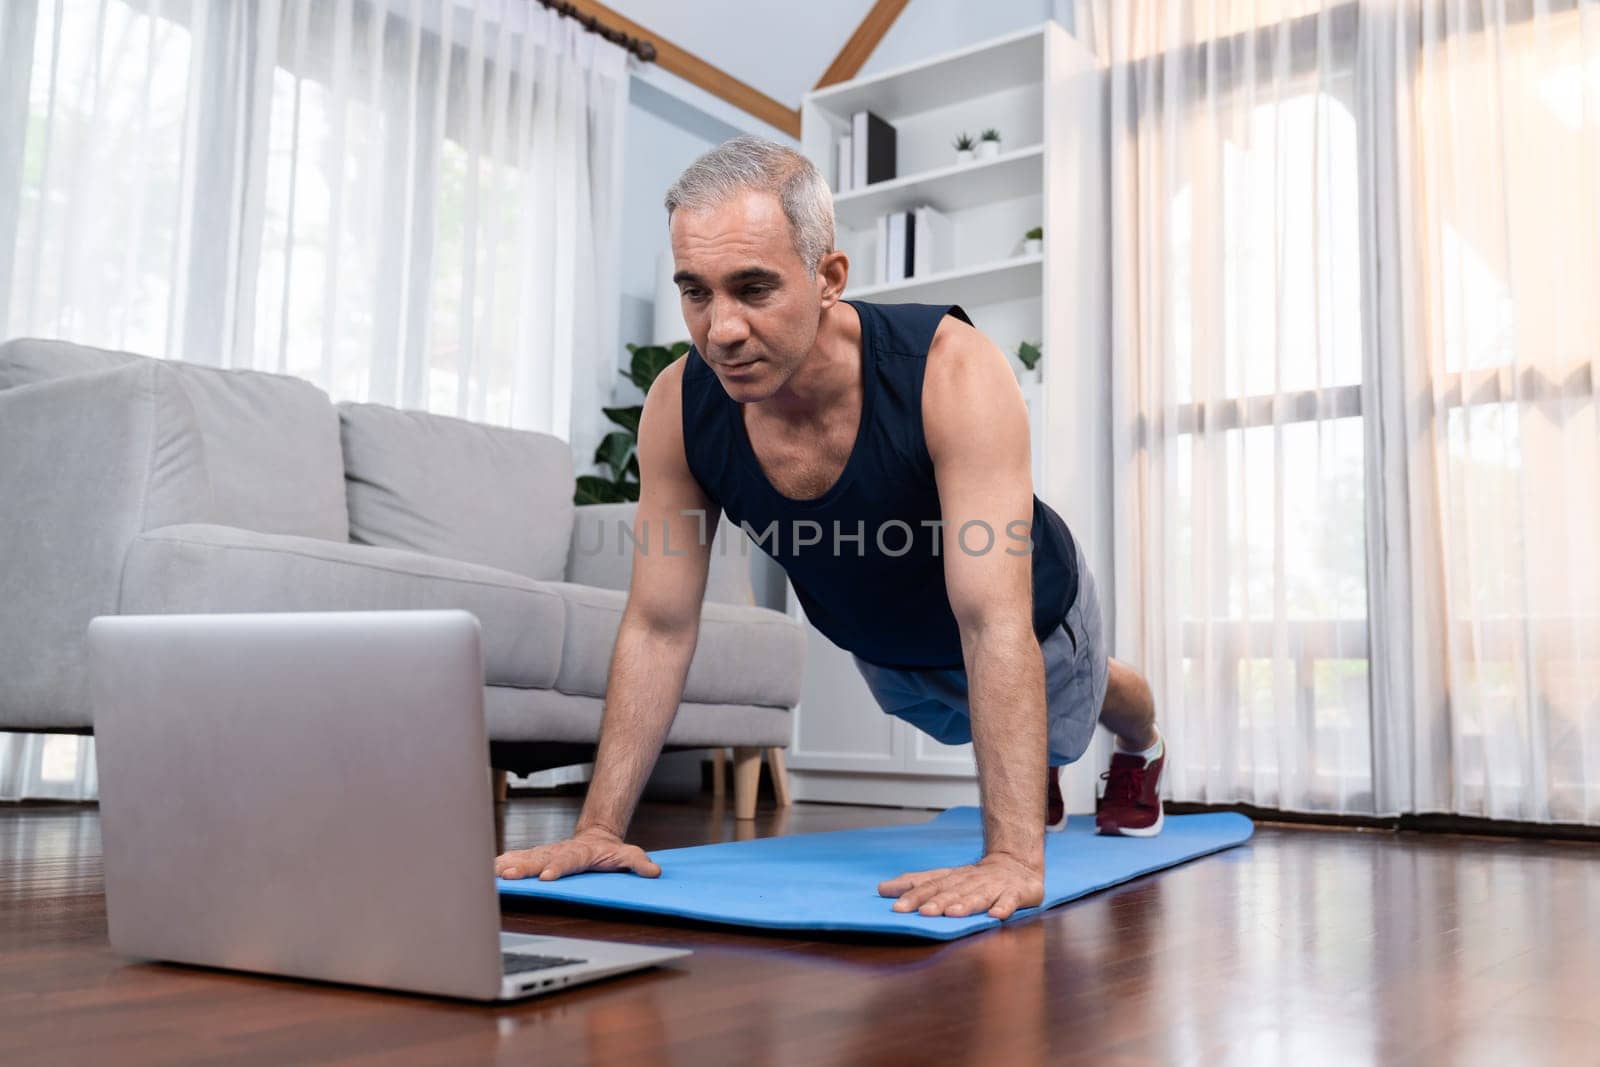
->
[849,253,1042,307]
[805,24,1046,123]
[832,145,1044,230]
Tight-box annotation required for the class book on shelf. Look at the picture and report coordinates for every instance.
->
[876,205,954,286]
[888,211,909,283]
[836,133,853,192]
[883,211,896,283]
[913,205,954,277]
[901,211,915,282]
[849,110,896,190]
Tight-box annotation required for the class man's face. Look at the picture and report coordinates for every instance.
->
[669,190,823,403]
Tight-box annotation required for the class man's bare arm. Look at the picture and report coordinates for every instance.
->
[875,317,1046,919]
[497,357,715,879]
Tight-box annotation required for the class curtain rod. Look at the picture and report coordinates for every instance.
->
[537,1,658,63]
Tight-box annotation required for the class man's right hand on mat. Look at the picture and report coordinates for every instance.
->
[494,828,661,881]
[877,853,1045,920]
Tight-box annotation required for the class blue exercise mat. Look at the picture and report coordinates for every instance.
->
[498,807,1253,941]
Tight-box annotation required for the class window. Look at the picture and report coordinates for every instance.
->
[1131,20,1373,810]
[1412,7,1600,819]
[4,0,194,352]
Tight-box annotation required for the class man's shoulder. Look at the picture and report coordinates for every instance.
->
[927,307,981,354]
[921,315,1026,462]
[924,313,1004,392]
[638,355,689,443]
[645,353,689,407]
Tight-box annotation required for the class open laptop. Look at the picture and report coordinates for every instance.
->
[87,609,690,1001]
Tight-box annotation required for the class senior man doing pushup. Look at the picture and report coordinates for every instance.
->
[496,136,1166,921]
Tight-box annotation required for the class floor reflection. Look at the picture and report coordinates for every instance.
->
[6,799,1599,1064]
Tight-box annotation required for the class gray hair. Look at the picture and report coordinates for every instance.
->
[663,135,835,279]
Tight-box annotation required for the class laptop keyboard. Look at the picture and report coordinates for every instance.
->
[502,952,588,975]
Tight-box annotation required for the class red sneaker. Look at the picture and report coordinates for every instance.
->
[1046,765,1067,832]
[1095,743,1165,837]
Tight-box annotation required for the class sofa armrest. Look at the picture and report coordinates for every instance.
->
[0,364,212,729]
[565,502,754,606]
[120,524,566,689]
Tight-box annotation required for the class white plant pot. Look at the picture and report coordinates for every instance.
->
[1023,238,1043,256]
[976,139,1001,160]
[956,148,975,163]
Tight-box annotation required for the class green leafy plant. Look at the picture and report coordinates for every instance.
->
[1017,340,1042,371]
[574,340,688,505]
[952,131,975,151]
[1025,225,1043,240]
[980,128,1002,142]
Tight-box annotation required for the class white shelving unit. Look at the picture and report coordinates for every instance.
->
[846,252,1043,306]
[829,144,1045,230]
[785,22,1109,811]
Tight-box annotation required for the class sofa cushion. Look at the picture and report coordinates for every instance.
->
[0,337,147,389]
[165,363,348,542]
[338,402,574,581]
[120,524,565,689]
[547,582,803,708]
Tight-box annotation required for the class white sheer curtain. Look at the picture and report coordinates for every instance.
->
[1363,0,1599,822]
[0,0,630,800]
[1078,0,1598,820]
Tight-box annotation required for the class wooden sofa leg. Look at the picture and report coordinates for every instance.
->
[491,768,508,804]
[732,746,761,820]
[766,747,791,808]
[711,747,727,800]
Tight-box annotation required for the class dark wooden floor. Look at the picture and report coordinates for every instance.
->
[2,796,1596,1067]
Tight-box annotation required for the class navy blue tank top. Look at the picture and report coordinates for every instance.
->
[681,299,1078,670]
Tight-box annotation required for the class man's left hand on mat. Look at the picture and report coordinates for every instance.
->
[878,852,1045,920]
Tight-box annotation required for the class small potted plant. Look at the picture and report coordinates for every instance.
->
[952,132,975,163]
[977,128,1002,160]
[1023,225,1043,256]
[1017,340,1042,382]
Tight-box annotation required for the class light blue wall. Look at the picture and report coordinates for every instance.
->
[615,79,749,361]
[619,80,758,306]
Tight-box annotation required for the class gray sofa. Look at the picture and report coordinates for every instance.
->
[0,338,803,813]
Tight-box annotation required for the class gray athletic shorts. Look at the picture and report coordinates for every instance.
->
[851,533,1108,768]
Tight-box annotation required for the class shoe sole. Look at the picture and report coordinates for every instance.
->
[1046,812,1068,833]
[1095,804,1164,838]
